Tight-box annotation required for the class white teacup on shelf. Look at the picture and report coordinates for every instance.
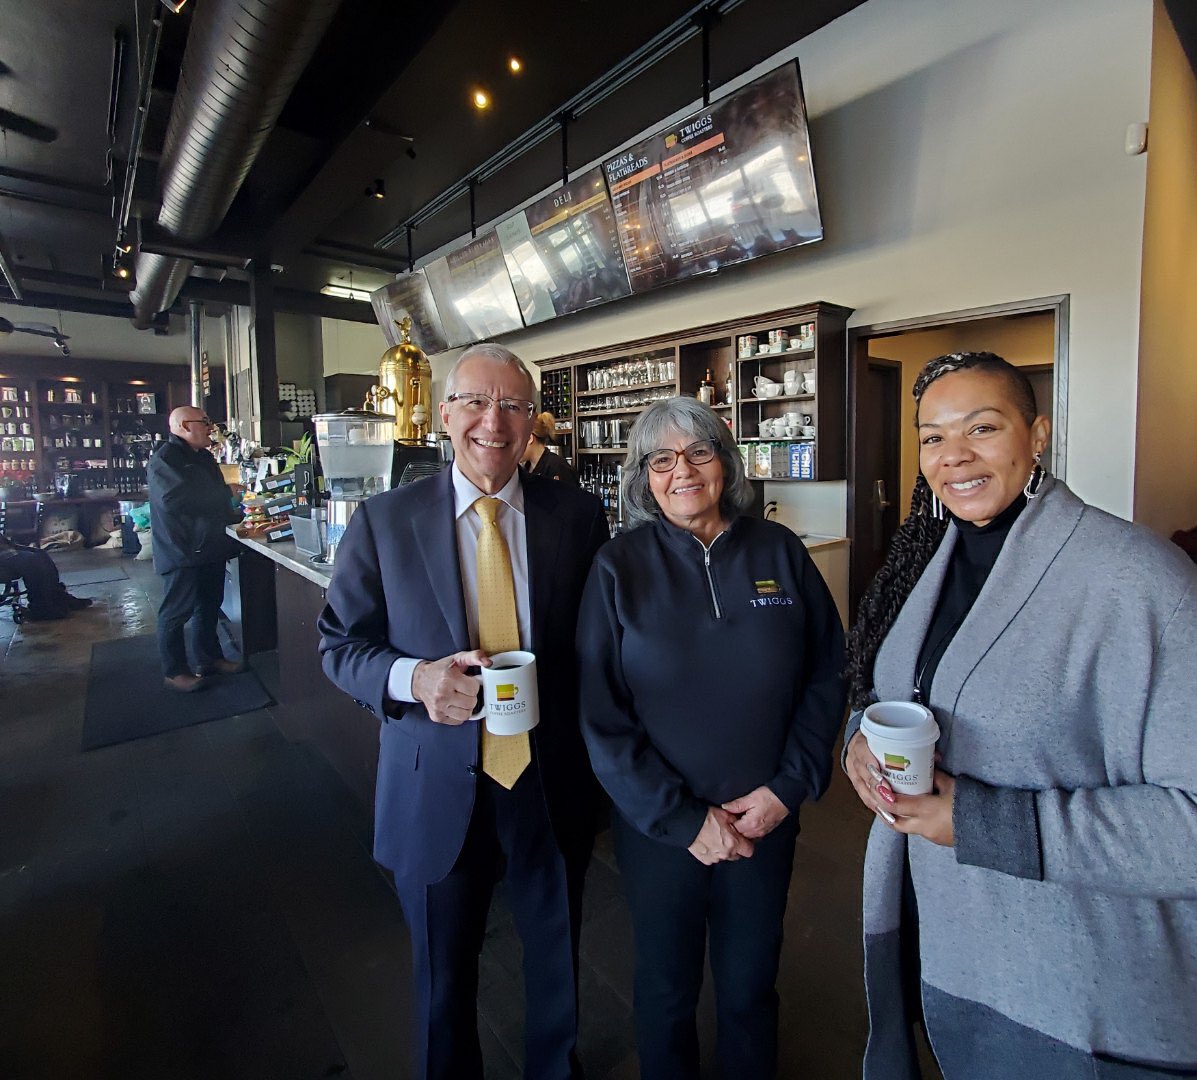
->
[758,419,777,438]
[783,370,804,395]
[754,374,776,388]
[803,377,816,395]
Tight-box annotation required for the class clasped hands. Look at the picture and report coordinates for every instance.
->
[411,649,491,725]
[688,786,790,866]
[844,731,955,847]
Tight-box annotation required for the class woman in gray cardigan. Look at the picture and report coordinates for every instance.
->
[842,352,1197,1080]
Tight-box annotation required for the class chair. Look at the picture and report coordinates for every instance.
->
[0,501,43,624]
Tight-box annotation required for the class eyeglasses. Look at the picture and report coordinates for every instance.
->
[182,417,214,427]
[445,393,536,419]
[642,439,719,473]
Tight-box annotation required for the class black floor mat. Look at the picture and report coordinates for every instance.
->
[82,634,274,750]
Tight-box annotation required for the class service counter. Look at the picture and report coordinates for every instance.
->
[227,527,380,812]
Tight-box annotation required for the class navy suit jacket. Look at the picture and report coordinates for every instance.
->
[318,467,609,885]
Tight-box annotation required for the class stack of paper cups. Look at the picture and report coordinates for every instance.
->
[860,701,940,795]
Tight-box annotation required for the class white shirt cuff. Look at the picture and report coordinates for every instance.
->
[387,657,422,703]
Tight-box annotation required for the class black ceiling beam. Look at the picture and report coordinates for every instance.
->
[0,184,111,218]
[4,290,145,321]
[304,239,409,274]
[174,279,378,324]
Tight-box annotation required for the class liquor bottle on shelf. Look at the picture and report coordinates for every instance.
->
[725,371,734,406]
[698,368,715,406]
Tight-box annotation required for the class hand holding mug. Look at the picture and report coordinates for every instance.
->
[412,649,491,725]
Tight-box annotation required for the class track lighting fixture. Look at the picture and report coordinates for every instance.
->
[365,178,386,200]
[159,0,188,13]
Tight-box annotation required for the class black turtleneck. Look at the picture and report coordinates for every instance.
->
[913,493,1026,703]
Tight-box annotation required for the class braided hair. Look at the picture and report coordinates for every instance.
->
[844,351,1038,709]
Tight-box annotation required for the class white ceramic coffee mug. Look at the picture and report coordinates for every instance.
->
[860,701,939,795]
[477,650,540,735]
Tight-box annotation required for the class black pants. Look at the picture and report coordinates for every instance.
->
[156,562,227,677]
[1,547,70,618]
[394,767,587,1080]
[613,809,800,1080]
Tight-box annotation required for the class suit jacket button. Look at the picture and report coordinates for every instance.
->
[466,765,478,776]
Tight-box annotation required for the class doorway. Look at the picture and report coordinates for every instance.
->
[847,296,1069,615]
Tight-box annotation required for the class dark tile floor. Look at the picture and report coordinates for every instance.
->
[0,546,937,1079]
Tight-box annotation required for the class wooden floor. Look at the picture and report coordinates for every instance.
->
[0,544,928,1079]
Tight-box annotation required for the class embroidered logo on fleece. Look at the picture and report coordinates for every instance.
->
[750,579,793,607]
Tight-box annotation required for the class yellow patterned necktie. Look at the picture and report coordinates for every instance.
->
[473,497,530,789]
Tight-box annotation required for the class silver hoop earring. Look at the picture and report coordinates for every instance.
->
[1023,452,1045,500]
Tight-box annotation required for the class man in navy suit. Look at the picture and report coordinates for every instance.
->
[318,343,609,1080]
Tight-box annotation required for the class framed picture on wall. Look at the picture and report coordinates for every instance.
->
[136,392,157,415]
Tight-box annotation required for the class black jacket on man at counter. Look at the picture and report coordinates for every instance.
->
[578,513,846,847]
[147,433,241,574]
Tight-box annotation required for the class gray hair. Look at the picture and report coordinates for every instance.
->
[443,342,537,400]
[622,396,754,528]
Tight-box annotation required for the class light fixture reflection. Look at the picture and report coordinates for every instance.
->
[508,57,522,74]
[472,89,491,110]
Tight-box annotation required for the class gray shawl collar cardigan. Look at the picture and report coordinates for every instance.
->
[845,476,1197,1077]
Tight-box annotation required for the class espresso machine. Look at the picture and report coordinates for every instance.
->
[313,409,396,562]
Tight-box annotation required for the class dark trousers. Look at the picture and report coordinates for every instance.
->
[394,767,587,1080]
[1,548,69,617]
[613,809,800,1080]
[156,562,227,677]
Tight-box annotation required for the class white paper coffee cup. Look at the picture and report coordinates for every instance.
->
[478,650,539,735]
[860,701,940,795]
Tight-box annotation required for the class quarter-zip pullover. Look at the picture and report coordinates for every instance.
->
[578,514,847,847]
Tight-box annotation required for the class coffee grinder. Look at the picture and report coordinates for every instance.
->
[312,409,396,562]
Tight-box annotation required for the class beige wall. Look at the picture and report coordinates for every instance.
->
[869,314,1055,514]
[422,0,1152,533]
[1134,1,1197,536]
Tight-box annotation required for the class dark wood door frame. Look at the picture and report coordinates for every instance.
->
[845,294,1070,618]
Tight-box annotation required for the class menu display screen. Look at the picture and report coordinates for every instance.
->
[370,270,450,355]
[495,167,632,325]
[423,231,526,348]
[603,62,822,293]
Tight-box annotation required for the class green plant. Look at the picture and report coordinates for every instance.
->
[277,431,313,471]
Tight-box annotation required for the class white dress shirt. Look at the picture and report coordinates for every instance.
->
[386,463,531,703]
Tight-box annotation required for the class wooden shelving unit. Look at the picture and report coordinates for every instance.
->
[536,301,852,481]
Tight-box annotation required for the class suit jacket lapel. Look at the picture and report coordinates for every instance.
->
[521,474,564,651]
[411,469,470,651]
[929,478,1086,738]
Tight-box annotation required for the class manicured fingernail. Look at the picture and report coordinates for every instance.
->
[877,784,895,804]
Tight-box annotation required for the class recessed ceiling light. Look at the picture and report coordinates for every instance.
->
[472,89,491,110]
[508,57,522,74]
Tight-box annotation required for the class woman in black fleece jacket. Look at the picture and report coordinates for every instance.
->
[578,396,846,1080]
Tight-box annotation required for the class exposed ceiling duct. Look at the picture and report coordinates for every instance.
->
[129,0,343,328]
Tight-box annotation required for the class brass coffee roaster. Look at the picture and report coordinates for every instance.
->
[364,317,434,441]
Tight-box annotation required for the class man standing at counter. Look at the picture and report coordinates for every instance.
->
[318,343,609,1080]
[148,406,243,693]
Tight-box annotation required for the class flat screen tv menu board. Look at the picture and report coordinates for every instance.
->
[603,62,822,293]
[370,270,450,355]
[423,230,526,348]
[495,167,632,326]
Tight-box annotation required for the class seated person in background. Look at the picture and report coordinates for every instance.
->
[0,534,93,620]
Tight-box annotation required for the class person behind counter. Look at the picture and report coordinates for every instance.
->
[318,343,609,1080]
[521,410,578,485]
[842,352,1197,1080]
[577,396,846,1080]
[147,406,244,693]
